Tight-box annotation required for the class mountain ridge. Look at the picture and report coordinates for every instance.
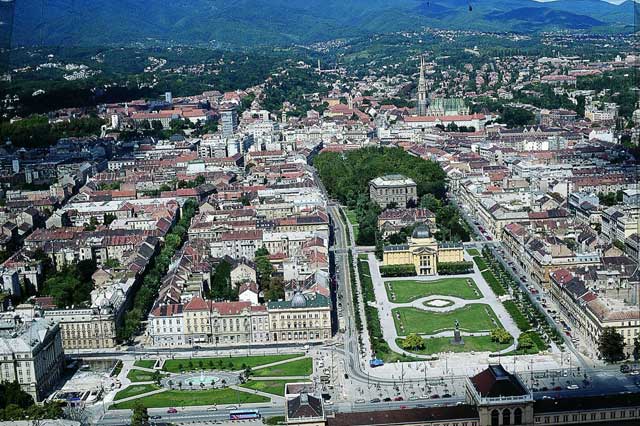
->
[10,0,633,47]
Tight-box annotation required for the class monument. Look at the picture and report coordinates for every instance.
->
[451,319,465,345]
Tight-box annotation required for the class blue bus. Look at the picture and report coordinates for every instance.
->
[229,409,261,420]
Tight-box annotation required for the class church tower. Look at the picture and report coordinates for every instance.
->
[416,56,429,116]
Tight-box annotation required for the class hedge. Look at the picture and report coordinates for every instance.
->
[437,261,474,275]
[379,264,416,277]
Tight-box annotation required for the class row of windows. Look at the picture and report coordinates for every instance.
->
[535,409,639,424]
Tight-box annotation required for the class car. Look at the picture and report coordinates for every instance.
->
[631,371,640,376]
[541,387,549,391]
[226,405,238,410]
[167,408,178,414]
[416,404,426,408]
[567,385,579,390]
[394,396,404,401]
[150,416,161,420]
[408,396,418,401]
[621,365,631,373]
[207,406,218,411]
[344,373,349,379]
[400,405,408,409]
[383,397,392,402]
[370,398,381,403]
[442,393,452,398]
[430,394,440,399]
[325,401,334,406]
[355,399,365,404]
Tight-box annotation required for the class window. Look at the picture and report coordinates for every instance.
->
[514,408,522,425]
[503,408,511,426]
[491,410,499,426]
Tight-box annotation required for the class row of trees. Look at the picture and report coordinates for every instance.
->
[118,199,199,341]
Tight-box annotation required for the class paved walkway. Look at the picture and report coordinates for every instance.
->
[368,252,521,359]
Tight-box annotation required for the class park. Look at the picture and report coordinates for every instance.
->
[109,353,313,410]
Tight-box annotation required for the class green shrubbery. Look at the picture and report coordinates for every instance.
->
[379,264,415,277]
[437,261,474,275]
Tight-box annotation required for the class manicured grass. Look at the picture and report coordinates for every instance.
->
[127,369,166,383]
[503,300,531,331]
[345,209,359,241]
[386,278,482,303]
[397,335,512,355]
[111,388,269,409]
[473,256,488,271]
[113,384,160,401]
[358,257,375,303]
[252,358,312,377]
[162,354,301,373]
[481,270,507,296]
[467,249,480,257]
[240,380,289,396]
[134,360,157,369]
[393,304,502,336]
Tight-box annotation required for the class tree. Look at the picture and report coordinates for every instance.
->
[490,328,512,344]
[634,339,640,362]
[598,328,626,363]
[517,334,534,351]
[131,402,149,426]
[402,334,425,350]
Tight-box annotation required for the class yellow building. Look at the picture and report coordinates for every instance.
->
[382,225,464,275]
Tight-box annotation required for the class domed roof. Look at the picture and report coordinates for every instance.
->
[412,224,431,239]
[291,292,307,308]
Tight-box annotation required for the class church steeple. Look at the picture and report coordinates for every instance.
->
[416,55,429,116]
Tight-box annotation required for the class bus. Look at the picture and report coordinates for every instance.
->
[229,409,261,420]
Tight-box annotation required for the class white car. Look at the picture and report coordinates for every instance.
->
[207,406,218,411]
[567,385,579,390]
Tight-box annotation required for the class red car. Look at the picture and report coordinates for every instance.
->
[394,396,404,401]
[167,408,178,414]
[400,405,408,409]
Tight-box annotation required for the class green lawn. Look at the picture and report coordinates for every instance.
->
[240,380,289,396]
[393,304,502,336]
[386,278,482,303]
[111,388,269,409]
[127,369,166,383]
[345,209,359,241]
[473,256,488,271]
[133,360,157,369]
[481,270,507,296]
[113,384,160,401]
[162,354,302,373]
[467,249,480,257]
[397,335,512,355]
[503,300,531,331]
[252,358,313,377]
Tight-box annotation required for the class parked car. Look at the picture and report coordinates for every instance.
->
[394,396,404,401]
[167,408,178,414]
[383,397,392,402]
[370,398,381,403]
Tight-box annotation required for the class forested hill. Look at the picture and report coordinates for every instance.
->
[11,0,634,48]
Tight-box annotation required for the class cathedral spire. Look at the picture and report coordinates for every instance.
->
[416,55,429,116]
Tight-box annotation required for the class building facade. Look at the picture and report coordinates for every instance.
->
[369,175,418,208]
